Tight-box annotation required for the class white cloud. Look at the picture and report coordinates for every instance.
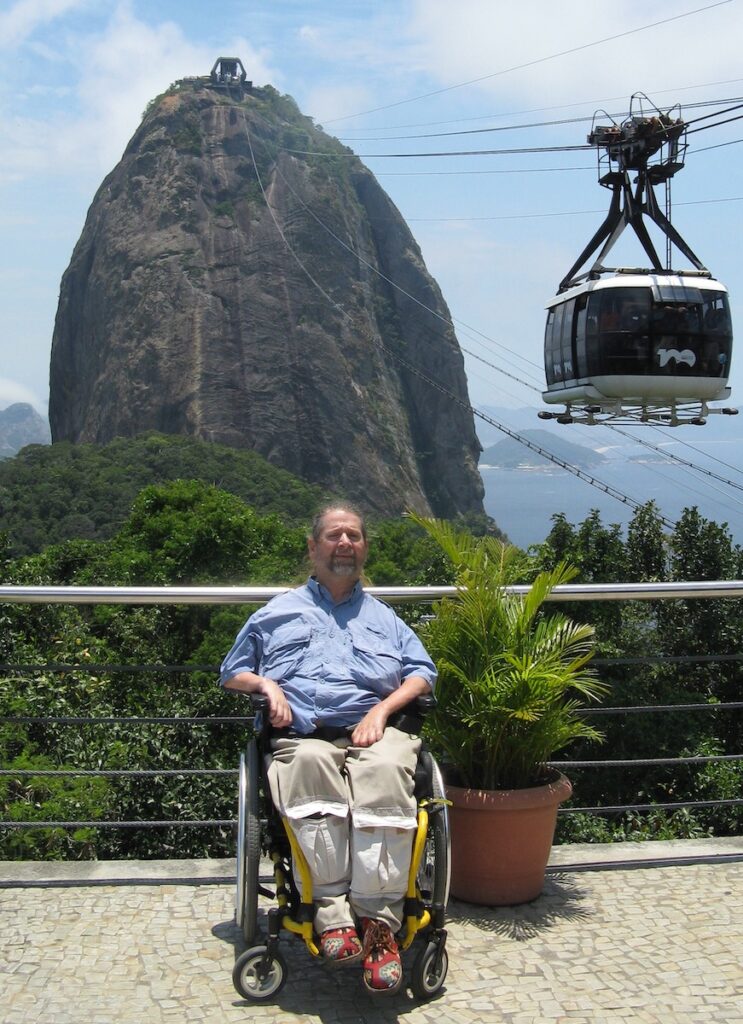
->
[406,0,743,110]
[0,0,86,49]
[0,377,46,413]
[302,83,378,126]
[1,3,281,180]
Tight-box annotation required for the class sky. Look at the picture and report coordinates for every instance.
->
[1,0,742,421]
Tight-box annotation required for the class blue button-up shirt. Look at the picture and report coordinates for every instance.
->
[220,577,437,735]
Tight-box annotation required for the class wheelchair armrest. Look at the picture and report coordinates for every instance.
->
[412,694,437,715]
[248,694,270,715]
[247,692,435,736]
[388,693,437,735]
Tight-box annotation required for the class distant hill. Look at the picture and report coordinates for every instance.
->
[480,429,608,469]
[0,433,328,557]
[0,403,50,458]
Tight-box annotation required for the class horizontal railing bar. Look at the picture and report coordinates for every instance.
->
[0,717,253,725]
[4,754,740,778]
[593,653,743,665]
[0,664,217,674]
[0,769,237,777]
[579,702,743,715]
[3,581,743,605]
[560,798,743,814]
[4,797,741,829]
[0,820,233,829]
[2,705,741,726]
[3,653,743,673]
[549,754,743,768]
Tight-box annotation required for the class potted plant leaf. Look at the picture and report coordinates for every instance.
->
[408,514,608,905]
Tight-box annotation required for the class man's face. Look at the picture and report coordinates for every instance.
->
[308,510,368,585]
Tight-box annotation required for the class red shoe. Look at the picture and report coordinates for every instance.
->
[319,925,363,966]
[360,918,402,995]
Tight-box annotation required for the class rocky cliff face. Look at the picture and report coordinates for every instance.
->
[49,81,484,518]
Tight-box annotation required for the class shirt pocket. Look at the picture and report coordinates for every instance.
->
[348,622,403,691]
[261,621,312,678]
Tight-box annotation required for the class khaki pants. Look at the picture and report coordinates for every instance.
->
[267,727,421,933]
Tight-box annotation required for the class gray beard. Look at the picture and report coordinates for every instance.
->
[330,557,358,577]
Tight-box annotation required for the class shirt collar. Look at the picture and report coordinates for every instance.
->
[308,576,364,608]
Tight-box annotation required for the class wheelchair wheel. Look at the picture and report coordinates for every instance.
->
[411,940,448,1000]
[235,739,261,943]
[233,945,287,1001]
[417,751,451,909]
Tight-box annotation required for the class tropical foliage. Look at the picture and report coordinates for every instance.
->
[409,514,607,789]
[0,449,741,857]
[0,433,327,557]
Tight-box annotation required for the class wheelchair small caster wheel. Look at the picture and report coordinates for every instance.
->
[232,945,288,1001]
[411,940,448,1000]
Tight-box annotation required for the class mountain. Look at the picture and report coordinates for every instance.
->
[48,76,484,521]
[480,429,608,469]
[0,404,50,459]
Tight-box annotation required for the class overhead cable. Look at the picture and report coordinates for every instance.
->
[241,111,676,528]
[250,111,544,380]
[405,197,742,223]
[321,1,733,124]
[334,80,743,133]
[337,96,743,143]
[249,110,743,516]
[286,143,593,159]
[653,428,743,479]
[693,136,743,152]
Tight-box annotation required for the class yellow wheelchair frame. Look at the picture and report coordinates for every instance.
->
[232,707,450,1002]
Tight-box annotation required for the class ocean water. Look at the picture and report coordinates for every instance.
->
[481,459,743,549]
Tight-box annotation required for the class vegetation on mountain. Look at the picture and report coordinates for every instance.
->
[0,433,328,557]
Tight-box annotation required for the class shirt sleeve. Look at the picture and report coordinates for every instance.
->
[396,616,438,691]
[219,616,263,687]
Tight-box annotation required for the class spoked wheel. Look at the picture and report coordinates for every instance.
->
[235,739,261,943]
[232,945,288,1001]
[416,751,451,909]
[411,940,449,1000]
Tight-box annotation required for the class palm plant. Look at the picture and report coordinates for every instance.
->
[409,514,608,791]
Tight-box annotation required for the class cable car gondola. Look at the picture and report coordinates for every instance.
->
[540,94,736,426]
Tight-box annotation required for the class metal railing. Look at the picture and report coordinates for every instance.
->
[4,580,743,604]
[1,582,742,843]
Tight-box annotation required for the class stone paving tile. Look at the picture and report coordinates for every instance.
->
[0,862,741,1023]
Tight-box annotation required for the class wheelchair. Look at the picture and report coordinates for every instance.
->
[232,695,451,1002]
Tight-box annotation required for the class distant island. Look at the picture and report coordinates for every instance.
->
[480,429,607,469]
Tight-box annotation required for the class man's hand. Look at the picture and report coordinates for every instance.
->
[350,704,389,747]
[349,675,432,748]
[258,676,293,728]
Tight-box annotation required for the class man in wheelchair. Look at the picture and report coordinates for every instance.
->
[221,504,437,996]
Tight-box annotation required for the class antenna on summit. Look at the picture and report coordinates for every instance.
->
[210,57,252,95]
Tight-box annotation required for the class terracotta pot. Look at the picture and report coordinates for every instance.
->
[446,771,572,906]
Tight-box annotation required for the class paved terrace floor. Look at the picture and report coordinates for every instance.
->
[1,839,742,1024]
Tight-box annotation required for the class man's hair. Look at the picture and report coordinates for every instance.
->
[310,504,367,542]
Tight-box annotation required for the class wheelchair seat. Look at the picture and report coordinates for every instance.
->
[232,694,450,1002]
